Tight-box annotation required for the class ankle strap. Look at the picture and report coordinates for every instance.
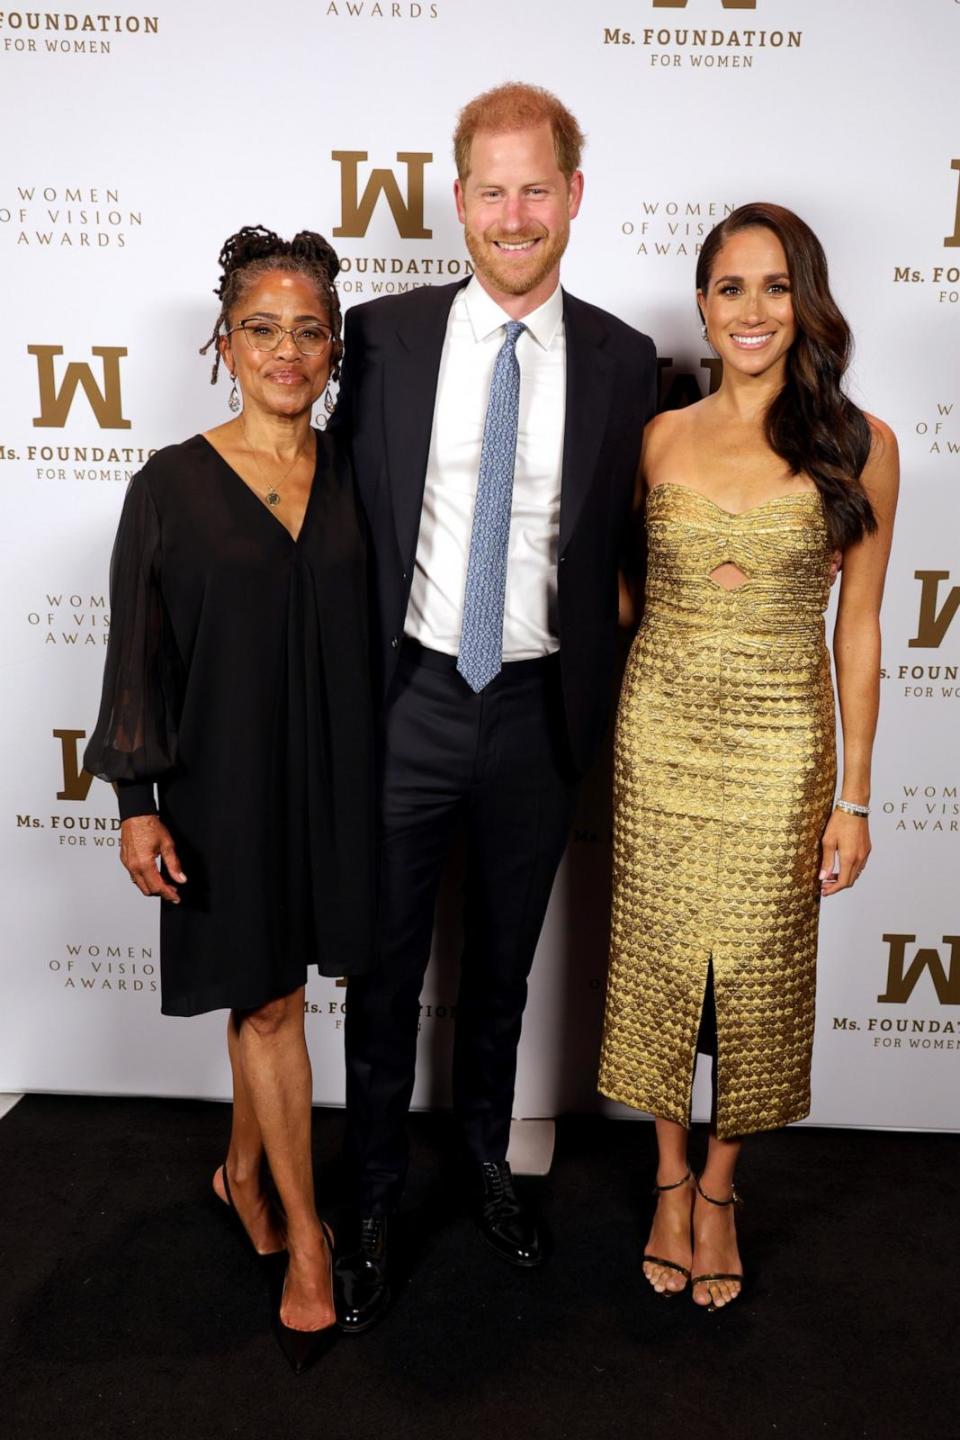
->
[652,1167,692,1195]
[696,1175,741,1207]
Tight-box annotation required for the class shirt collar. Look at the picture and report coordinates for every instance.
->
[462,275,564,351]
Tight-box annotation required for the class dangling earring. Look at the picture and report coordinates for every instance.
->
[700,323,708,341]
[314,386,336,428]
[228,373,241,414]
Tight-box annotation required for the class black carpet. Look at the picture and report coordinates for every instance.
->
[1,1097,956,1440]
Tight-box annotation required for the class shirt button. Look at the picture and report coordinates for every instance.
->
[401,570,407,581]
[391,635,400,649]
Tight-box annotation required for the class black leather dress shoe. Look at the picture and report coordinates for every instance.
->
[334,1216,392,1335]
[475,1161,544,1268]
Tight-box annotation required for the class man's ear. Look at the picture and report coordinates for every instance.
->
[567,170,584,220]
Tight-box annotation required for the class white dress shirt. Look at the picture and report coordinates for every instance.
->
[405,277,566,659]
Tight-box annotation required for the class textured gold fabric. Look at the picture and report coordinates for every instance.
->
[599,483,836,1138]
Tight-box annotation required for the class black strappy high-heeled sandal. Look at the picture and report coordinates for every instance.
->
[691,1175,744,1312]
[274,1222,339,1375]
[642,1167,693,1297]
[214,1162,286,1259]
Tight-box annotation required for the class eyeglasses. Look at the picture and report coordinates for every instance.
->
[228,319,335,355]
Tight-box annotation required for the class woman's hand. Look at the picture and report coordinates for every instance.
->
[818,809,871,897]
[120,815,186,903]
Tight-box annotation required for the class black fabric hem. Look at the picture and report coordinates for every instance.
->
[160,971,309,1018]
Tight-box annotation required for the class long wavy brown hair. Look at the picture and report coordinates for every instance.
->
[696,203,876,548]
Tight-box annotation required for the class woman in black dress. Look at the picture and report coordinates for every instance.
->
[85,226,374,1371]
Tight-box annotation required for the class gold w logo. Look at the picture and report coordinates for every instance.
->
[653,1,756,9]
[53,729,95,803]
[946,159,960,248]
[909,570,960,649]
[332,151,433,240]
[879,934,960,1005]
[30,345,131,429]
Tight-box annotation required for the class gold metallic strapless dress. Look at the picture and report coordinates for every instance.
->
[598,483,835,1138]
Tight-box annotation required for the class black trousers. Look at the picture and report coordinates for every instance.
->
[344,641,579,1215]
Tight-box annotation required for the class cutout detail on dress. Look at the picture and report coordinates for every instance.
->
[708,562,749,591]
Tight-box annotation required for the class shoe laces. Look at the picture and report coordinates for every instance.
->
[481,1161,519,1215]
[359,1216,386,1259]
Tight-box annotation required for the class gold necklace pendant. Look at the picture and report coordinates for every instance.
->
[240,415,306,510]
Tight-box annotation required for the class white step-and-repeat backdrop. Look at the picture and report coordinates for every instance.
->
[1,1,956,1130]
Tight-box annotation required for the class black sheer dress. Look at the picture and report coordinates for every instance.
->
[85,431,376,1016]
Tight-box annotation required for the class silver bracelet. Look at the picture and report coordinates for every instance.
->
[835,798,870,817]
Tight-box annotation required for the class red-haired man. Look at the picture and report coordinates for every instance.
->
[333,83,657,1333]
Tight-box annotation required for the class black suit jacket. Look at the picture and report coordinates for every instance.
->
[333,278,657,776]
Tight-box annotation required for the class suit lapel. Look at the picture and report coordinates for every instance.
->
[559,291,615,552]
[383,280,466,565]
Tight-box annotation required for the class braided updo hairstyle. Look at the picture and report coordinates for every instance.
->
[200,224,343,387]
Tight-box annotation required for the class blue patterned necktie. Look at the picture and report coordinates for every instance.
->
[457,320,525,693]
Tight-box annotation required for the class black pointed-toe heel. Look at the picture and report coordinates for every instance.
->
[274,1223,339,1375]
[214,1162,286,1259]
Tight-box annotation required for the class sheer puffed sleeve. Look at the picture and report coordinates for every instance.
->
[84,469,182,819]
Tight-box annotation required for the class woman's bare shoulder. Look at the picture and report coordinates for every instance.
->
[641,401,707,471]
[864,412,898,456]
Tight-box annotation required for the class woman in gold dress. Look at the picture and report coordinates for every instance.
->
[598,204,899,1310]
